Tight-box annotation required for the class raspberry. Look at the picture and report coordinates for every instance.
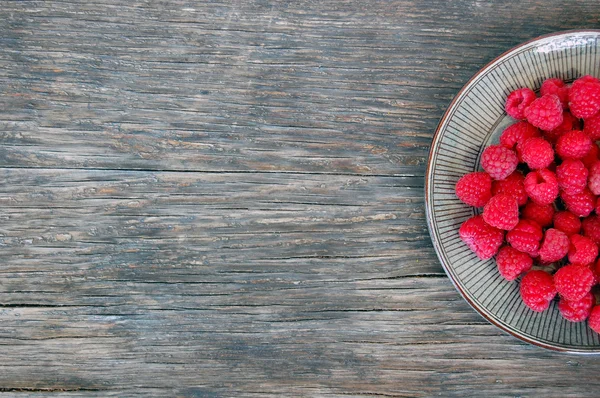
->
[556,159,588,195]
[491,171,527,206]
[520,137,554,170]
[455,171,492,207]
[582,214,600,245]
[482,194,519,230]
[521,201,554,227]
[540,78,569,109]
[544,111,580,143]
[561,188,596,218]
[588,306,600,334]
[568,234,599,265]
[589,259,600,285]
[584,112,600,140]
[582,142,600,169]
[500,121,540,159]
[524,169,559,205]
[480,145,518,180]
[569,75,600,119]
[538,228,570,263]
[555,130,592,159]
[558,292,594,322]
[459,215,505,260]
[554,264,595,301]
[495,245,533,281]
[506,219,543,256]
[520,270,556,312]
[505,87,536,120]
[588,160,600,195]
[524,94,564,131]
[553,211,581,237]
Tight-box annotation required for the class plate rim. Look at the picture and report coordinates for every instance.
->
[425,29,600,354]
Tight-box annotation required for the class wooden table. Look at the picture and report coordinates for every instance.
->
[2,1,600,396]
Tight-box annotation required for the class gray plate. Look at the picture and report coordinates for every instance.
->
[425,30,600,353]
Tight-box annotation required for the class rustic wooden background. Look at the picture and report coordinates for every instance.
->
[1,1,600,396]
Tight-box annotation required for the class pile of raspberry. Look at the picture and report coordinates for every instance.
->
[456,76,600,332]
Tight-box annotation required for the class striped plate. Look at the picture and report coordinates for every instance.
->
[426,30,600,353]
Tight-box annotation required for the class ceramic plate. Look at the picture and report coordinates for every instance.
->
[426,30,600,353]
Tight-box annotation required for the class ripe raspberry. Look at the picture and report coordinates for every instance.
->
[540,78,569,108]
[569,75,600,119]
[459,215,505,260]
[554,264,595,301]
[584,112,600,140]
[538,228,570,264]
[495,245,533,281]
[582,214,600,245]
[544,111,580,143]
[561,188,596,218]
[455,171,492,207]
[506,219,543,256]
[588,161,600,195]
[524,94,564,131]
[568,234,599,265]
[491,171,527,206]
[558,292,594,322]
[482,194,519,230]
[556,159,588,195]
[555,130,592,159]
[520,137,554,170]
[582,142,600,169]
[480,145,518,180]
[589,259,600,285]
[500,121,540,159]
[520,270,557,312]
[524,169,559,205]
[522,201,555,227]
[553,211,581,237]
[505,87,536,120]
[588,306,600,334]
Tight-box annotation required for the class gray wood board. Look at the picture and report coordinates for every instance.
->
[1,0,600,396]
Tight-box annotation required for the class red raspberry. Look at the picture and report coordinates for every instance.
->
[544,111,580,143]
[561,188,596,217]
[584,112,600,140]
[480,145,518,180]
[491,171,527,206]
[524,169,559,205]
[556,130,592,160]
[538,228,570,264]
[459,215,504,260]
[589,259,600,285]
[588,306,600,334]
[505,87,536,120]
[556,159,588,195]
[568,234,599,265]
[495,245,533,281]
[482,194,519,231]
[455,171,492,207]
[582,142,600,169]
[506,219,543,256]
[520,270,557,312]
[524,94,564,131]
[569,75,600,119]
[588,160,600,195]
[520,137,554,170]
[521,201,554,227]
[558,292,594,322]
[554,264,595,301]
[500,122,540,159]
[553,211,581,237]
[540,78,569,108]
[582,214,600,245]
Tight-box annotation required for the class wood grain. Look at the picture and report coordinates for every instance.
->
[1,0,600,396]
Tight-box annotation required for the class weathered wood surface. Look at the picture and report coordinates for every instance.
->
[2,0,600,396]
